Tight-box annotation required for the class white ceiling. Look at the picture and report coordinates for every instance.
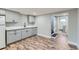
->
[6,8,73,16]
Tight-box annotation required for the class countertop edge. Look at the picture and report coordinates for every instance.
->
[6,27,37,31]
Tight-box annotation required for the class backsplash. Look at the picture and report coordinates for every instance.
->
[6,22,22,27]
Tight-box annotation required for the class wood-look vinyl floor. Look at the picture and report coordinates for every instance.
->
[2,35,77,50]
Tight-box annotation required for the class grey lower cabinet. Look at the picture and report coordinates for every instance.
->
[7,27,37,44]
[28,28,37,36]
[21,28,30,39]
[32,28,37,35]
[21,28,37,39]
[7,30,21,44]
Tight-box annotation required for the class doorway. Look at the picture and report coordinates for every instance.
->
[51,15,68,37]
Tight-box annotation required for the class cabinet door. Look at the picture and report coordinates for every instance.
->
[32,28,37,35]
[15,30,21,41]
[29,28,37,36]
[21,29,27,39]
[7,30,17,44]
[0,9,5,15]
[27,28,33,36]
[7,30,21,44]
[27,28,37,36]
[21,29,30,39]
[6,11,13,22]
[25,29,30,37]
[6,11,20,22]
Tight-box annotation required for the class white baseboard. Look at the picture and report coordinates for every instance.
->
[68,41,79,49]
[37,34,51,39]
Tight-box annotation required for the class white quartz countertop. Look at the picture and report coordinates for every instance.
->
[6,26,37,30]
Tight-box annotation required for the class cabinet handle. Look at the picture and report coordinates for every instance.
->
[13,20,15,22]
[26,30,28,32]
[14,31,16,35]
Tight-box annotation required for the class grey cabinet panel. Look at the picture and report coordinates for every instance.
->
[7,30,16,44]
[7,30,21,44]
[32,28,37,35]
[7,27,37,44]
[21,29,27,39]
[15,30,21,41]
[6,10,20,22]
[21,28,37,39]
[21,28,31,39]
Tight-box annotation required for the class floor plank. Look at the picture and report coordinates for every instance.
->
[2,35,77,50]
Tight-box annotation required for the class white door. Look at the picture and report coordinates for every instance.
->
[59,16,68,33]
[53,16,68,33]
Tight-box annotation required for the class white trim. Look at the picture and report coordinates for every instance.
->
[37,34,51,39]
[68,41,79,49]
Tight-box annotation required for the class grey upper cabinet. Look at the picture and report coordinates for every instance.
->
[0,9,5,15]
[6,10,20,22]
[7,30,21,44]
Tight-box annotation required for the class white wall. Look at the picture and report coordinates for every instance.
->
[51,9,79,45]
[68,9,78,43]
[36,15,51,38]
[36,9,79,46]
[77,9,79,46]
